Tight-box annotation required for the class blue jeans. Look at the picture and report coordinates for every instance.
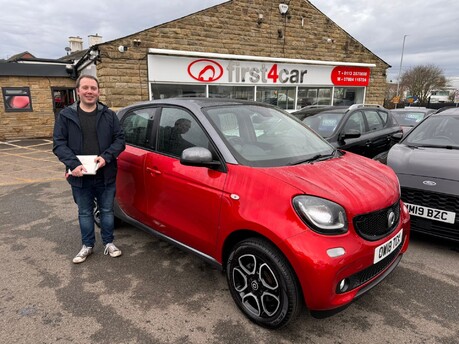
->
[71,177,116,247]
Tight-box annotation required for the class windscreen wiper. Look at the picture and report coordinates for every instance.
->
[289,151,337,165]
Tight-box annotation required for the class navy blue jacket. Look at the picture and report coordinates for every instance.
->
[53,101,125,187]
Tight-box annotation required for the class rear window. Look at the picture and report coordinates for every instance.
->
[393,112,425,126]
[303,112,343,137]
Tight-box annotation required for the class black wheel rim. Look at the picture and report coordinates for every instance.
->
[232,254,281,317]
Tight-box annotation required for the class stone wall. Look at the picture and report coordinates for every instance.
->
[95,0,389,109]
[0,76,75,140]
[0,0,390,140]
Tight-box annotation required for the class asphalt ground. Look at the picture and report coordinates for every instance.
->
[0,138,63,186]
[0,138,458,343]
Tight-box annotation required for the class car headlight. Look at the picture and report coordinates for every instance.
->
[293,195,348,235]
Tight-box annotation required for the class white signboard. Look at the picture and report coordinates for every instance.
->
[148,54,335,85]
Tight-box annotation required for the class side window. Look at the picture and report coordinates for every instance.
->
[343,111,365,133]
[158,107,210,157]
[377,110,388,124]
[121,107,156,148]
[364,110,384,131]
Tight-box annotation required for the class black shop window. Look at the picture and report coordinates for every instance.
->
[2,87,33,112]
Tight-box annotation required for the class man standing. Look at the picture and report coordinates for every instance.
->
[53,75,125,263]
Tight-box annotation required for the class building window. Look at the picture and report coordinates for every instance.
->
[2,87,33,112]
[297,87,332,108]
[257,87,296,110]
[52,88,75,117]
[208,85,254,100]
[151,84,206,99]
[333,87,362,105]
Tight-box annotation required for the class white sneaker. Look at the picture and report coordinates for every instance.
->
[104,243,122,258]
[73,245,93,264]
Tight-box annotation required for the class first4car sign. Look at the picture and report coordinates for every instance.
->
[149,54,371,86]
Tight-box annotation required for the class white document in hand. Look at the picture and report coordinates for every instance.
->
[76,155,99,175]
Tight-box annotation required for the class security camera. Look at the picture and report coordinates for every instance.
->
[65,64,77,79]
[118,45,128,53]
[279,3,289,14]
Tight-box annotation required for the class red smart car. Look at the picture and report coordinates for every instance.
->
[108,98,410,328]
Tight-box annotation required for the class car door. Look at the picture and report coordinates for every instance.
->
[144,106,227,257]
[363,109,393,157]
[335,110,370,156]
[116,106,157,224]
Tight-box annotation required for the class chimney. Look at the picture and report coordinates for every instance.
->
[68,36,84,52]
[88,34,103,47]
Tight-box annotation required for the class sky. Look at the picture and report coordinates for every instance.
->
[1,0,458,85]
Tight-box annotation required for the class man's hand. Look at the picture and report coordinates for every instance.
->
[95,156,106,169]
[70,165,87,177]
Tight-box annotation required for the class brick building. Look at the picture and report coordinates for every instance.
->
[0,53,76,140]
[1,0,390,140]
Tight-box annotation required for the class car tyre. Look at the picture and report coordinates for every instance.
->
[226,238,302,329]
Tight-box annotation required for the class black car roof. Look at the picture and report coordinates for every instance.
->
[121,97,266,111]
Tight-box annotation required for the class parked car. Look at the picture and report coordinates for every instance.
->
[295,104,403,158]
[105,98,410,328]
[390,107,436,134]
[375,107,459,242]
[291,105,347,121]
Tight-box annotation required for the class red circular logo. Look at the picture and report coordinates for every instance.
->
[187,59,224,82]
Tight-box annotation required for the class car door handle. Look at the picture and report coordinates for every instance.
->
[365,140,372,147]
[146,167,161,175]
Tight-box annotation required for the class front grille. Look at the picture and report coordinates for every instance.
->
[402,188,459,213]
[354,201,400,241]
[402,187,459,241]
[337,237,403,294]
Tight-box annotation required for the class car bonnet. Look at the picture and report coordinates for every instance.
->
[260,152,400,215]
[388,144,459,182]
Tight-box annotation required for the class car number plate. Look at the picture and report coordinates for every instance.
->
[373,229,403,264]
[405,202,456,224]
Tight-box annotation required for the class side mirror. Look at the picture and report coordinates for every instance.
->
[180,147,221,168]
[338,129,361,142]
[391,132,404,142]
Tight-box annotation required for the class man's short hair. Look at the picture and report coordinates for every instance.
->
[76,75,100,88]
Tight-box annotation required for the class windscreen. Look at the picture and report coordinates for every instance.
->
[205,105,335,167]
[404,115,459,147]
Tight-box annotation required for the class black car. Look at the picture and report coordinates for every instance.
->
[295,104,403,158]
[376,107,459,242]
[291,105,347,121]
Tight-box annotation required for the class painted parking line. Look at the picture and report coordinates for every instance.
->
[0,139,64,186]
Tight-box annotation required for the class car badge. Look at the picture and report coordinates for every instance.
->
[388,211,396,227]
[422,180,437,186]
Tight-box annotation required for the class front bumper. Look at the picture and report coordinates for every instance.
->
[284,206,410,312]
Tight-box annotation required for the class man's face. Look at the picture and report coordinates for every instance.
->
[76,77,100,107]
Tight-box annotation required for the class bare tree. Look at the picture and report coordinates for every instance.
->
[400,64,446,103]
